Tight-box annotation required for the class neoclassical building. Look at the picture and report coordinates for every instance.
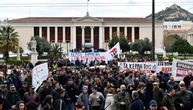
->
[8,13,163,52]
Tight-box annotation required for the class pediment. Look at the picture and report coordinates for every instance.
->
[72,12,103,22]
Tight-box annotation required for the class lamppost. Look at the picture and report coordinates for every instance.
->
[152,0,155,61]
[66,40,70,55]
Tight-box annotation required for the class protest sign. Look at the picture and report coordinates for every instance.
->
[118,62,156,73]
[32,63,48,91]
[172,59,193,81]
[69,42,121,63]
[156,61,172,73]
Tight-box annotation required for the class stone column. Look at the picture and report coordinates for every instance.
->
[47,27,50,42]
[117,26,120,36]
[39,26,42,37]
[63,27,65,43]
[81,27,85,48]
[109,26,112,40]
[124,27,127,39]
[99,26,104,48]
[91,27,94,46]
[132,27,135,42]
[71,26,76,49]
[55,27,58,43]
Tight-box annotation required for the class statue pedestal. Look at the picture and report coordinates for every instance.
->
[31,52,38,66]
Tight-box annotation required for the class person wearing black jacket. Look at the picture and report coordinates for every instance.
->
[130,91,144,110]
[183,71,193,88]
[175,81,193,110]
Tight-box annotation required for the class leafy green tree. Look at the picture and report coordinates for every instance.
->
[108,34,130,52]
[131,38,152,55]
[164,34,179,52]
[0,26,19,58]
[28,36,51,56]
[48,44,62,61]
[170,37,192,54]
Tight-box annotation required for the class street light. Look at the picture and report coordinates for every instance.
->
[66,40,70,55]
[152,0,155,61]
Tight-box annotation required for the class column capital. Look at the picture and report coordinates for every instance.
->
[90,26,94,29]
[81,26,85,29]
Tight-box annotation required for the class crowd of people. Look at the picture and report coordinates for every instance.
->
[0,58,193,110]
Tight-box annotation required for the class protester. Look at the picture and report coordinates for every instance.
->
[175,81,193,110]
[152,82,164,110]
[149,100,158,110]
[5,84,21,110]
[183,70,193,88]
[42,95,55,110]
[1,57,193,110]
[23,85,39,110]
[89,86,105,110]
[162,86,176,110]
[77,86,90,110]
[16,101,26,110]
[104,87,116,110]
[188,80,193,93]
[114,84,131,110]
[130,91,144,110]
[54,89,66,110]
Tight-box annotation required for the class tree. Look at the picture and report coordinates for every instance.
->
[164,34,179,52]
[48,44,62,61]
[28,36,51,56]
[170,37,193,54]
[131,38,152,55]
[0,26,19,58]
[108,34,130,52]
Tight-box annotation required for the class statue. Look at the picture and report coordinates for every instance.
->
[30,37,37,52]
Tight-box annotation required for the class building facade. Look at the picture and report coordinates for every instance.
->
[8,14,163,52]
[163,20,193,45]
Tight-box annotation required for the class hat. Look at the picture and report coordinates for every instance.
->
[149,100,157,106]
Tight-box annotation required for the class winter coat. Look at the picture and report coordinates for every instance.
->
[175,90,193,110]
[130,98,144,110]
[114,91,131,110]
[5,91,21,109]
[104,93,115,110]
[77,93,89,110]
[162,93,176,110]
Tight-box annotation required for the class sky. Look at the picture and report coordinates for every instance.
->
[0,0,193,20]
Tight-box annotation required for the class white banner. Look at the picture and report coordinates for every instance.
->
[156,61,172,73]
[68,42,121,63]
[172,59,193,81]
[32,63,48,91]
[118,62,156,73]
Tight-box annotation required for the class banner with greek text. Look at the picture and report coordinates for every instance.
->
[172,59,193,81]
[118,62,156,73]
[68,42,121,63]
[156,61,172,73]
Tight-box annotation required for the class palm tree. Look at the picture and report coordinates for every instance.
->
[0,26,19,59]
[49,44,62,61]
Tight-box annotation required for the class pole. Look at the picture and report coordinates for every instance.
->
[152,0,155,61]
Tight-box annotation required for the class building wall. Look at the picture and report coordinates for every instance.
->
[140,25,163,48]
[10,19,164,51]
[13,26,33,50]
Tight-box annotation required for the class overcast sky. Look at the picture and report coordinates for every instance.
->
[0,0,193,19]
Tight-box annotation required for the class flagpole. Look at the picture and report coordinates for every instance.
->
[87,0,89,13]
[87,0,88,12]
